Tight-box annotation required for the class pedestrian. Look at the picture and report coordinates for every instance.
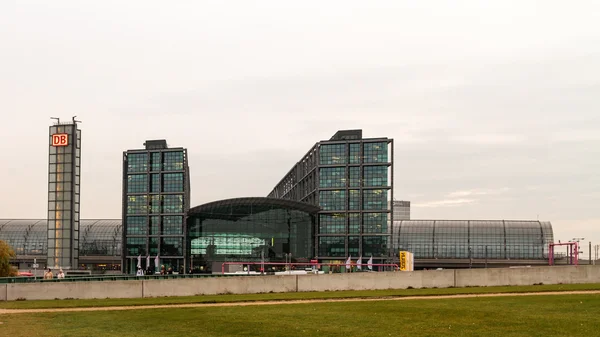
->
[160,265,166,275]
[167,267,173,275]
[43,268,53,280]
[57,269,65,279]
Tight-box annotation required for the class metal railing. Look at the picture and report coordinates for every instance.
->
[221,262,399,274]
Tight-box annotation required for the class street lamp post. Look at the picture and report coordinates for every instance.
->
[283,253,289,273]
[285,253,292,274]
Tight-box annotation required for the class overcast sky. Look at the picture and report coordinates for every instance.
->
[2,1,599,256]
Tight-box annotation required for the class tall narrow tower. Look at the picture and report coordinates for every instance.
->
[47,117,81,269]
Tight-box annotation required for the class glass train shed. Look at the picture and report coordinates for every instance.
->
[393,220,553,260]
[0,219,121,271]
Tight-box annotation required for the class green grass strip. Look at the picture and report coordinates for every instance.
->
[1,283,599,310]
[2,293,600,336]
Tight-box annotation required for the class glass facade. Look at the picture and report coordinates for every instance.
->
[268,130,393,263]
[316,140,392,260]
[393,220,554,260]
[0,218,555,271]
[0,219,121,270]
[48,123,81,269]
[122,143,190,274]
[187,198,318,273]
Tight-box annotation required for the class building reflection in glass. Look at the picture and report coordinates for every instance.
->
[187,198,319,272]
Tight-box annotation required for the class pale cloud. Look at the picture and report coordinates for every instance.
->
[447,188,511,198]
[450,134,526,145]
[551,130,600,143]
[412,198,476,208]
[412,187,511,211]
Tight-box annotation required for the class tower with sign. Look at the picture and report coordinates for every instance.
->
[47,117,81,270]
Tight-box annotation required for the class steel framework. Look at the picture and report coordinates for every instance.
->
[548,242,579,266]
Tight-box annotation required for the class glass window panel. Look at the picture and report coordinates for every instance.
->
[161,237,183,256]
[348,167,360,187]
[362,236,388,257]
[349,143,360,164]
[150,195,161,214]
[363,213,387,234]
[319,214,346,234]
[126,237,146,256]
[319,190,346,211]
[149,237,159,255]
[319,144,347,165]
[127,153,148,173]
[162,216,183,235]
[349,213,360,234]
[318,236,345,257]
[127,195,148,215]
[126,216,148,235]
[127,174,148,193]
[348,236,359,256]
[162,195,183,213]
[163,151,184,171]
[363,166,388,187]
[150,216,160,235]
[348,190,360,210]
[162,173,184,192]
[151,152,161,171]
[319,167,346,188]
[363,142,388,163]
[151,174,160,193]
[362,190,389,210]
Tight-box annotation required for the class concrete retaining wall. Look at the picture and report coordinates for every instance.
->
[455,265,600,287]
[6,280,143,301]
[4,265,600,301]
[143,275,296,297]
[296,269,455,292]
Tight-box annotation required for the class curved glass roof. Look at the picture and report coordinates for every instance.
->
[393,220,554,260]
[188,197,321,220]
[0,220,121,257]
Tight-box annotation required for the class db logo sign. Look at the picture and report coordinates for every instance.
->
[52,134,69,147]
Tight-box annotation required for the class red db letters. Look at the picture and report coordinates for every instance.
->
[52,134,68,147]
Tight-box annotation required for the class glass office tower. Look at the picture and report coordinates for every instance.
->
[47,120,81,269]
[268,130,394,265]
[122,140,190,274]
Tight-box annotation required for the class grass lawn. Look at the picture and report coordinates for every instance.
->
[1,294,599,336]
[0,283,599,310]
